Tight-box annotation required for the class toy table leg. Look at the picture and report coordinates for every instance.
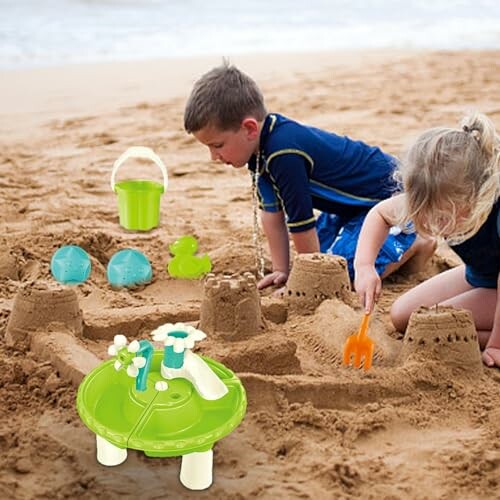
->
[96,434,127,466]
[179,449,213,490]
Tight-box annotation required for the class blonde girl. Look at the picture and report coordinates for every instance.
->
[354,112,500,368]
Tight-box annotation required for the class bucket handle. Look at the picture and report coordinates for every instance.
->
[111,147,168,193]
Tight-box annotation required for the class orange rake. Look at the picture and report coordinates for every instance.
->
[343,312,374,371]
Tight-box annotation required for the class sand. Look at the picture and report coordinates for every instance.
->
[0,50,499,499]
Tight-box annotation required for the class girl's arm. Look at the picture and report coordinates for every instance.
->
[482,272,500,367]
[354,194,404,312]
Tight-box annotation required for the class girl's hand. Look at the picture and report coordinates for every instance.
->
[354,264,381,313]
[482,346,500,368]
[257,271,288,290]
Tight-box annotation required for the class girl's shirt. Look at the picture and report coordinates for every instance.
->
[450,199,500,288]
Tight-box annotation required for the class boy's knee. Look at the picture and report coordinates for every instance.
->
[390,299,411,332]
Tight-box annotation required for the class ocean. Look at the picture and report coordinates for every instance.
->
[1,0,499,69]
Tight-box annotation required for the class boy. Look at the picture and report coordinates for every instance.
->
[184,62,435,290]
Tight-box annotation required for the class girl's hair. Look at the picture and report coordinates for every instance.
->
[184,61,267,133]
[395,112,500,244]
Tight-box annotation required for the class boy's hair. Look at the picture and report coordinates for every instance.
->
[395,112,500,244]
[184,61,267,133]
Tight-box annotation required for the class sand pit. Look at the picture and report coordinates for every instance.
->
[1,50,499,499]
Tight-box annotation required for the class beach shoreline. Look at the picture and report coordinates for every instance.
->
[1,49,422,138]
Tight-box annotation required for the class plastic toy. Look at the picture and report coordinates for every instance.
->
[50,245,91,285]
[106,249,152,288]
[77,323,246,490]
[167,236,212,279]
[111,146,168,231]
[343,312,374,371]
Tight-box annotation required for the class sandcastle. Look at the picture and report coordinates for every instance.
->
[199,272,301,374]
[199,272,264,340]
[285,253,353,313]
[398,306,483,373]
[5,280,83,347]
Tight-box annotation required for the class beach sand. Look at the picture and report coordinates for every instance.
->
[0,50,499,499]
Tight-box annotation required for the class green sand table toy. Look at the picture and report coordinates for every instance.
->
[167,235,212,279]
[77,324,246,490]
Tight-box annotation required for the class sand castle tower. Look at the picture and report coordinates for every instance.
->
[199,272,264,341]
[398,306,483,373]
[6,281,83,347]
[285,253,353,313]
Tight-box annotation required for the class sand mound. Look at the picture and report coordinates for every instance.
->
[0,247,19,280]
[6,281,82,347]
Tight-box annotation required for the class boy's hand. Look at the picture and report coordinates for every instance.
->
[482,347,500,368]
[354,264,381,313]
[257,271,288,290]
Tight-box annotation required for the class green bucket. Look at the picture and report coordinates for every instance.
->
[111,147,168,231]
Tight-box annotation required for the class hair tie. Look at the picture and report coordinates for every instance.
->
[462,124,481,143]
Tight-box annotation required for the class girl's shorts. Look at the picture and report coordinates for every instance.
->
[465,267,498,289]
[316,212,416,280]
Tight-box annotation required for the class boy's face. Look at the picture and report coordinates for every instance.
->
[193,118,260,168]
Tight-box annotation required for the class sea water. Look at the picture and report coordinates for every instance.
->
[0,0,499,69]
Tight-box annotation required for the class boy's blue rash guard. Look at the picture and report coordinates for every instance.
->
[247,113,399,233]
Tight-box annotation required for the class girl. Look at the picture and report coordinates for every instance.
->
[354,112,500,368]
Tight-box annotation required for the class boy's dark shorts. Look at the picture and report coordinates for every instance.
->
[316,212,416,281]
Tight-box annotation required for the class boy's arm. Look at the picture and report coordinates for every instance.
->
[258,210,290,289]
[258,214,319,290]
[354,194,404,311]
[482,272,500,367]
[290,227,320,253]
